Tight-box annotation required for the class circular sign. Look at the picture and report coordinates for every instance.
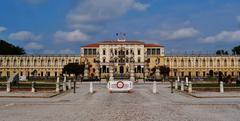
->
[117,81,124,88]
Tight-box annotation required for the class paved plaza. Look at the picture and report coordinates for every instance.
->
[0,83,240,121]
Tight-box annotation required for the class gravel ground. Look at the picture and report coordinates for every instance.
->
[0,84,240,121]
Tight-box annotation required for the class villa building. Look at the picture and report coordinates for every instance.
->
[0,39,240,80]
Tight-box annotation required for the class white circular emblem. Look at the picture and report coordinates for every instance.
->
[117,81,124,88]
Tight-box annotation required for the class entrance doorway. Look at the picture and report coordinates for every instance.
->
[120,66,124,74]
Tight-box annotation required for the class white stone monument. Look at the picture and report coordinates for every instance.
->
[188,81,192,93]
[6,82,10,93]
[31,81,36,93]
[181,81,184,91]
[185,77,189,86]
[89,82,93,93]
[63,76,67,91]
[153,81,157,94]
[175,80,178,90]
[56,77,60,93]
[220,81,224,93]
[68,80,72,89]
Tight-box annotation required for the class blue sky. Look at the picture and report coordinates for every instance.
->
[0,0,240,54]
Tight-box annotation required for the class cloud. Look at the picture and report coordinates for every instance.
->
[0,26,7,33]
[59,49,74,54]
[25,42,43,50]
[237,16,240,23]
[9,31,42,41]
[203,30,240,43]
[54,30,89,42]
[66,0,149,33]
[132,2,150,11]
[157,28,199,40]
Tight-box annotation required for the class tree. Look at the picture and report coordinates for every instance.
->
[0,40,25,55]
[62,63,85,78]
[216,50,228,55]
[160,66,170,78]
[232,45,240,55]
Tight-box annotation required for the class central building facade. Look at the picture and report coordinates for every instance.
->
[80,39,164,79]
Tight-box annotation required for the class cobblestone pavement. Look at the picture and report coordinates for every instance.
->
[0,83,240,121]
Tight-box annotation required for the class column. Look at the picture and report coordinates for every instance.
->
[56,77,60,93]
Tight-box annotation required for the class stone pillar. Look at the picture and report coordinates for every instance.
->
[177,76,180,82]
[109,64,114,81]
[175,80,178,90]
[89,82,93,93]
[56,77,60,93]
[63,76,67,91]
[155,66,161,80]
[6,82,10,93]
[153,81,157,94]
[185,77,189,86]
[68,80,72,89]
[130,63,135,82]
[31,81,36,93]
[181,81,184,91]
[220,81,224,93]
[188,81,192,93]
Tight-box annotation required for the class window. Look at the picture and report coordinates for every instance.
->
[196,72,199,77]
[203,72,206,77]
[5,71,10,76]
[103,57,106,63]
[20,60,23,66]
[195,59,199,67]
[181,59,184,67]
[217,59,220,66]
[84,49,87,55]
[174,59,177,67]
[89,49,92,55]
[231,59,234,67]
[138,57,141,63]
[157,49,160,55]
[202,59,206,67]
[147,49,151,55]
[13,60,16,66]
[93,49,96,55]
[48,60,51,66]
[34,59,37,66]
[126,50,129,55]
[210,59,213,67]
[27,60,30,66]
[55,59,58,66]
[115,49,117,55]
[138,49,141,55]
[152,49,156,55]
[6,59,10,66]
[224,59,227,67]
[103,49,106,55]
[188,59,191,67]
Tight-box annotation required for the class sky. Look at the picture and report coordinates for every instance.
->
[0,0,240,55]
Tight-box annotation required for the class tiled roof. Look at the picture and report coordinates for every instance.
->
[81,44,99,47]
[144,44,163,47]
[99,40,144,44]
[81,40,164,47]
